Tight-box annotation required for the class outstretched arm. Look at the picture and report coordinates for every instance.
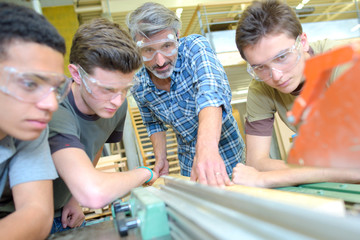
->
[150,131,169,176]
[191,106,232,187]
[52,148,158,209]
[232,134,360,188]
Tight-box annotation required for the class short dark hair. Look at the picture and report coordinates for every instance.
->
[235,0,302,60]
[69,18,142,74]
[0,2,66,61]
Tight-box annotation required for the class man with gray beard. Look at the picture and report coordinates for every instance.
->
[127,2,245,187]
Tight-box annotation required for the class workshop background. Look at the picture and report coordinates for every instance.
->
[3,0,360,223]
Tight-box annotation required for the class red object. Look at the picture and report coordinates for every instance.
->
[287,41,360,168]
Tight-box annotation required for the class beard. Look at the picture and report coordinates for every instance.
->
[147,55,177,79]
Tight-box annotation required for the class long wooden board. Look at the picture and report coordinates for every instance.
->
[152,175,345,216]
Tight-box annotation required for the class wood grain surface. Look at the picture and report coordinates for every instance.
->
[152,174,345,216]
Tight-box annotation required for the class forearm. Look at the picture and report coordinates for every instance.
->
[247,156,289,171]
[0,206,53,239]
[74,168,152,209]
[192,106,232,186]
[4,181,54,239]
[244,135,360,188]
[196,106,222,152]
[150,131,167,162]
[257,166,360,188]
[53,148,154,209]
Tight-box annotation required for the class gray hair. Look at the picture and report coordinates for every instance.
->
[126,2,182,40]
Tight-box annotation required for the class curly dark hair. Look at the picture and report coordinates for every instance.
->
[0,2,65,61]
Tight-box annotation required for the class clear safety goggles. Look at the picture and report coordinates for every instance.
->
[77,65,135,100]
[0,66,71,103]
[247,36,302,81]
[137,34,178,62]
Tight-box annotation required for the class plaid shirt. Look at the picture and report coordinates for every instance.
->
[132,34,244,176]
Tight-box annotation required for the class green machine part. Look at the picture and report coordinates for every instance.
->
[112,187,170,239]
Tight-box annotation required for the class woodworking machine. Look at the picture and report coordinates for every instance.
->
[287,41,360,168]
[109,176,360,240]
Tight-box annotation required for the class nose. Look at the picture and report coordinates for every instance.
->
[110,93,125,108]
[154,52,167,66]
[270,68,284,81]
[36,91,58,113]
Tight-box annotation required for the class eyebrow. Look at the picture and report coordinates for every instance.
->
[23,73,52,83]
[143,41,174,48]
[96,78,134,89]
[251,46,293,67]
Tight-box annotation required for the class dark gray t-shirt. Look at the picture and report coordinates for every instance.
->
[50,89,127,217]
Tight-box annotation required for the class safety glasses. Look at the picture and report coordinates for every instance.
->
[0,66,71,103]
[247,36,302,81]
[137,33,178,62]
[77,65,136,100]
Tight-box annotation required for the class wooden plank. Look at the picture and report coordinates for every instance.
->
[169,166,181,172]
[138,132,150,137]
[145,154,178,164]
[144,151,178,157]
[168,161,180,167]
[96,155,128,172]
[142,142,178,148]
[97,155,127,164]
[96,162,126,172]
[152,175,346,217]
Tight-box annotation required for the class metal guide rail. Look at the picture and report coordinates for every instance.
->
[278,182,360,216]
[111,176,360,240]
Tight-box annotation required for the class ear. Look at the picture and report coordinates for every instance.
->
[68,64,82,85]
[300,32,310,52]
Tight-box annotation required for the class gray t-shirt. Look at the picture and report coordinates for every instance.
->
[48,89,127,217]
[0,127,58,212]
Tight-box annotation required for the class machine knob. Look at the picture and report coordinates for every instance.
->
[114,202,131,214]
[118,217,141,237]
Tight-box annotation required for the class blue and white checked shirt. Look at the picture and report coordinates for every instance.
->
[132,34,245,177]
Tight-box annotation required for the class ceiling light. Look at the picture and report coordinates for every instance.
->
[296,3,304,10]
[351,24,360,32]
[176,8,183,19]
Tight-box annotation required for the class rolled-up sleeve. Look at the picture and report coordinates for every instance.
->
[189,36,232,120]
